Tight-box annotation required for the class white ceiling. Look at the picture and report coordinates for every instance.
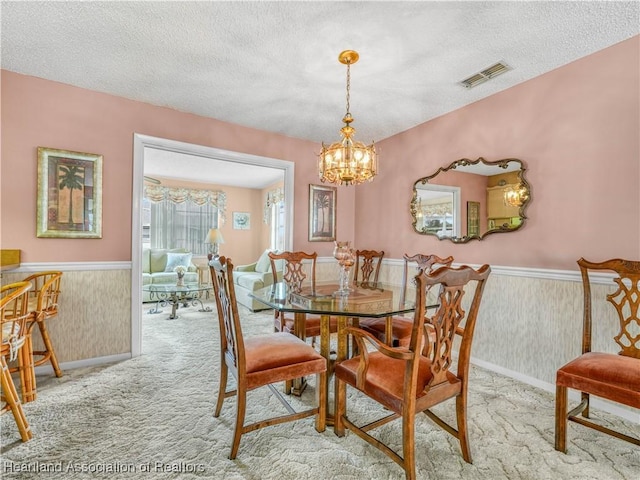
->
[143,147,284,188]
[2,1,638,187]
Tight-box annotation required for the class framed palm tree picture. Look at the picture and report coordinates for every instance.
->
[309,184,336,242]
[36,147,103,238]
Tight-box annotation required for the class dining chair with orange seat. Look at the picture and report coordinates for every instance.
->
[334,263,491,480]
[268,251,340,340]
[1,281,33,442]
[353,249,384,285]
[209,256,326,459]
[555,257,640,452]
[358,253,454,347]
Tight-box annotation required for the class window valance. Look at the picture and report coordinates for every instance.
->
[422,202,452,217]
[144,185,227,223]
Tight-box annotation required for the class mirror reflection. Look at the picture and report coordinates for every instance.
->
[410,157,530,243]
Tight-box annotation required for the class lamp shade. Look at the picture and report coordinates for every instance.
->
[205,228,225,245]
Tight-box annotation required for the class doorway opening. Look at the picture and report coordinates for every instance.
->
[131,134,294,356]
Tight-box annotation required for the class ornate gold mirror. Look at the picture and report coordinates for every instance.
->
[410,157,530,243]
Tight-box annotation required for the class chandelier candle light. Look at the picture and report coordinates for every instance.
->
[319,50,378,186]
[504,184,529,207]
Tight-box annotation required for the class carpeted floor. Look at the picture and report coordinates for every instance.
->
[1,300,638,479]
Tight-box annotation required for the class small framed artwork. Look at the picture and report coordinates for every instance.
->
[233,212,251,230]
[467,201,480,237]
[309,184,336,242]
[36,147,103,238]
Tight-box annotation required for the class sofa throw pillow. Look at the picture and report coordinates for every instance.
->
[255,250,274,273]
[164,252,192,272]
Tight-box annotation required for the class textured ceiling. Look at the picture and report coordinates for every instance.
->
[2,1,638,187]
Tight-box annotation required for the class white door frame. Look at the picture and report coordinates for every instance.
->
[131,134,295,356]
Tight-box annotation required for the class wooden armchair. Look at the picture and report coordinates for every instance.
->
[209,256,326,459]
[555,258,640,452]
[359,253,453,347]
[335,264,490,480]
[1,281,33,442]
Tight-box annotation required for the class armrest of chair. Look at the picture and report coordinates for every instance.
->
[259,271,275,285]
[236,262,258,272]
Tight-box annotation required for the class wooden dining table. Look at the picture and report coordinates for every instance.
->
[250,281,435,421]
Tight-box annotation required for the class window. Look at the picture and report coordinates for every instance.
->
[270,201,285,251]
[143,185,226,255]
[149,201,218,255]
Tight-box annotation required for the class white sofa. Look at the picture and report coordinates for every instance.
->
[231,249,283,311]
[142,248,198,302]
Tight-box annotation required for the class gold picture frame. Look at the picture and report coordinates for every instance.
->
[467,201,480,237]
[309,184,336,242]
[37,147,103,238]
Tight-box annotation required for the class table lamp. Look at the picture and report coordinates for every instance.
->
[205,228,225,260]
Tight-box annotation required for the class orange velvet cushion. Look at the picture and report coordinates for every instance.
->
[358,316,413,347]
[243,332,326,390]
[335,351,460,413]
[281,314,339,338]
[556,351,640,408]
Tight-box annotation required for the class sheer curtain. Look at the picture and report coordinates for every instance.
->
[144,185,226,255]
[264,187,285,251]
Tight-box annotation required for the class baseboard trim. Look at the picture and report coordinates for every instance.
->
[470,356,639,424]
[34,353,131,375]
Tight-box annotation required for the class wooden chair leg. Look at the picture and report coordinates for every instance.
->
[1,358,32,442]
[456,392,472,463]
[581,392,590,418]
[229,386,247,460]
[36,319,63,377]
[315,370,327,433]
[555,384,568,453]
[18,335,37,402]
[334,378,346,436]
[214,361,228,417]
[402,412,417,480]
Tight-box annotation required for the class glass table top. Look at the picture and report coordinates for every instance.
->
[250,281,430,318]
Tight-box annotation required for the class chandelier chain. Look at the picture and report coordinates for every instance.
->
[345,62,351,117]
[318,49,378,186]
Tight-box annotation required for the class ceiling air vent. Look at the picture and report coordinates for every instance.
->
[459,61,512,89]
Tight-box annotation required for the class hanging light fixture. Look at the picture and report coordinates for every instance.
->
[503,183,529,207]
[318,50,378,186]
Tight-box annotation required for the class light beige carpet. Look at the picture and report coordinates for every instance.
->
[1,300,638,479]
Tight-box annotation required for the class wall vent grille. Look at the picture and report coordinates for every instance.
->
[460,61,512,89]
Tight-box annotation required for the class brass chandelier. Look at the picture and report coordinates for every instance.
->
[318,50,378,186]
[503,183,529,207]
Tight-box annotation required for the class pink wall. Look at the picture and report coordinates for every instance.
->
[0,72,355,262]
[357,36,639,270]
[2,37,637,270]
